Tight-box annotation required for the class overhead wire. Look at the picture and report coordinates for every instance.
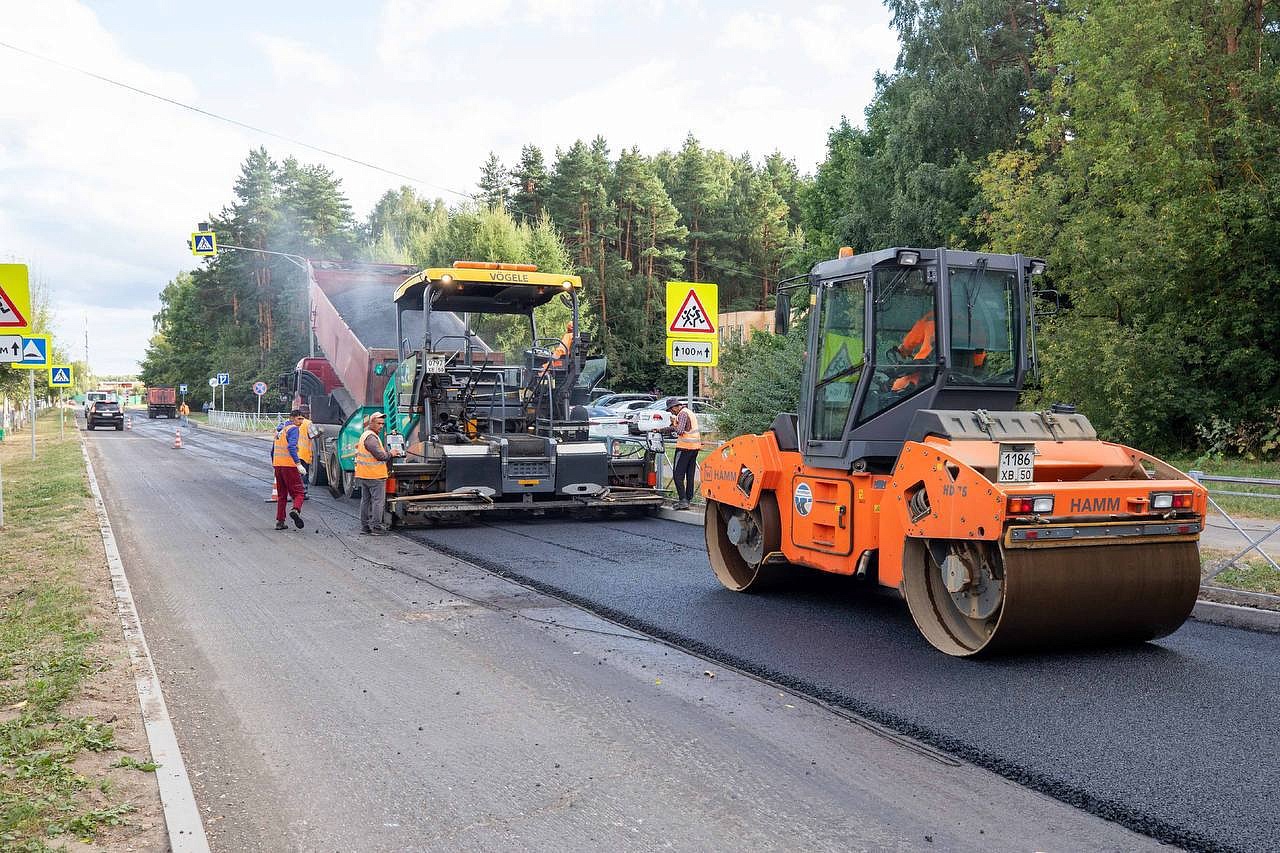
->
[0,38,475,200]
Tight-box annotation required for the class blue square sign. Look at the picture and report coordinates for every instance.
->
[216,372,229,386]
[10,334,49,368]
[179,383,188,394]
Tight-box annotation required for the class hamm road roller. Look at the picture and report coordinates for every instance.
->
[700,247,1207,656]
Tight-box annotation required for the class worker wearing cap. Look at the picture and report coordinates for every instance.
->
[297,404,314,498]
[272,409,307,531]
[890,309,936,392]
[355,411,400,535]
[666,398,701,510]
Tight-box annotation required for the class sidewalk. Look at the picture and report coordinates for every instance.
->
[1201,511,1280,558]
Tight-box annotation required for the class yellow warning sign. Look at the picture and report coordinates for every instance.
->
[665,281,718,337]
[0,264,32,332]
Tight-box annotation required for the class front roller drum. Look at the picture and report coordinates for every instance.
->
[901,538,1201,657]
[705,495,788,592]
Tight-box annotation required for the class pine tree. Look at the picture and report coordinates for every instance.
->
[510,144,548,223]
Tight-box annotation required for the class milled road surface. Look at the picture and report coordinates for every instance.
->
[412,517,1280,851]
[85,415,1167,852]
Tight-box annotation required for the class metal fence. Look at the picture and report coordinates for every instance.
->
[1189,470,1280,579]
[208,411,290,433]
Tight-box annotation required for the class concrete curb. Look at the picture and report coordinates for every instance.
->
[1191,600,1280,633]
[81,445,211,853]
[656,506,1280,634]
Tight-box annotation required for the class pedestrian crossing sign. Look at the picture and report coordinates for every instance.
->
[191,231,217,257]
[49,365,73,387]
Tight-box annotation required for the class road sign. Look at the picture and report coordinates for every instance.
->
[252,381,268,396]
[0,264,32,331]
[191,232,217,257]
[217,372,229,386]
[666,337,718,367]
[666,281,718,337]
[8,335,50,369]
[48,365,73,387]
[208,377,218,388]
[179,383,188,394]
[0,335,24,363]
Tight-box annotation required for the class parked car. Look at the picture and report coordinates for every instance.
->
[592,392,657,411]
[627,397,721,436]
[87,400,124,430]
[586,405,632,440]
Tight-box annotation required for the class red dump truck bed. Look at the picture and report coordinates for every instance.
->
[306,260,492,413]
[146,386,177,418]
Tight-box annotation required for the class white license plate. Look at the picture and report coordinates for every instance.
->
[998,448,1035,483]
[422,357,446,374]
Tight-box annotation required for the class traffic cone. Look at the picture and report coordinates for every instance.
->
[125,415,132,430]
[266,478,278,503]
[172,429,183,449]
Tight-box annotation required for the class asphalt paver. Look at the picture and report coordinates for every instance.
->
[83,416,1171,851]
[407,515,1280,852]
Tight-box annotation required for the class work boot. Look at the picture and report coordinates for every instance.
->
[290,508,305,529]
[674,501,690,511]
[368,526,388,536]
[360,525,372,535]
[275,521,287,530]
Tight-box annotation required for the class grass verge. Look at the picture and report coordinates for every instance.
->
[1201,549,1280,595]
[0,412,154,850]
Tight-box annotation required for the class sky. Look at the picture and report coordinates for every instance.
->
[0,0,897,376]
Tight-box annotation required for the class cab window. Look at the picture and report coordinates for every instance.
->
[809,276,866,442]
[948,266,1018,386]
[859,266,936,423]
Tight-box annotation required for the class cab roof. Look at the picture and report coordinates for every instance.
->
[394,263,582,315]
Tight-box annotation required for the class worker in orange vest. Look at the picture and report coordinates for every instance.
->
[666,398,701,510]
[272,409,307,530]
[890,309,936,392]
[297,404,315,498]
[355,411,402,535]
[178,401,190,426]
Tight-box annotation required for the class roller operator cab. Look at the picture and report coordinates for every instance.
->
[700,247,1208,656]
[366,262,663,525]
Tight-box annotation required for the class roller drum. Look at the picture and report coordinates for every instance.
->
[903,538,1201,657]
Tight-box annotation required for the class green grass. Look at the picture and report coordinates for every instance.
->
[1168,456,1280,520]
[1201,550,1280,595]
[0,412,142,849]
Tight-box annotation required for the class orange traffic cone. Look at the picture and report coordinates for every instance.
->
[172,429,183,449]
[125,415,132,430]
[266,478,278,503]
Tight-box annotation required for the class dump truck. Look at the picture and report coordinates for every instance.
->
[291,259,663,525]
[146,386,177,419]
[700,247,1208,656]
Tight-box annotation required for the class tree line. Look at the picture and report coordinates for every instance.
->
[143,0,1280,455]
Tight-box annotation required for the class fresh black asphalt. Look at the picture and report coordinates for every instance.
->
[407,515,1280,852]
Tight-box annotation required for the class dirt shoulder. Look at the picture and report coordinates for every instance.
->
[0,411,165,851]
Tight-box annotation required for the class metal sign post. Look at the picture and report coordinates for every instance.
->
[59,390,64,439]
[28,368,35,461]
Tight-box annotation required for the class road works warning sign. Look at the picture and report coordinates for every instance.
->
[665,281,718,336]
[0,264,32,332]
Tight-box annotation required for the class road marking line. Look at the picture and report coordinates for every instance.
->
[81,445,210,852]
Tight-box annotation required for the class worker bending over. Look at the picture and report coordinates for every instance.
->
[272,409,307,531]
[666,398,701,511]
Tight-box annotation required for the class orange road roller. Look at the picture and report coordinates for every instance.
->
[700,247,1206,656]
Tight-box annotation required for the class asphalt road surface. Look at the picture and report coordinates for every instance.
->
[86,415,1268,851]
[409,511,1280,851]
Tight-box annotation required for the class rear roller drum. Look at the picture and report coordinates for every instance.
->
[705,494,787,592]
[902,538,1201,657]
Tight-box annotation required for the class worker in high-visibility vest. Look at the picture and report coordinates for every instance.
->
[355,411,402,535]
[666,397,701,510]
[178,401,190,426]
[297,404,314,498]
[271,409,307,531]
[890,309,936,392]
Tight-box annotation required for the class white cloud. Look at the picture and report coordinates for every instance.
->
[252,34,344,86]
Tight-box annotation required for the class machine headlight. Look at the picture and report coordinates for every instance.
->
[1032,496,1055,514]
[896,249,920,266]
[1029,259,1047,276]
[1150,492,1174,510]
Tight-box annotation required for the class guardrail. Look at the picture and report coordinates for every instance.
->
[207,411,290,433]
[1189,470,1280,578]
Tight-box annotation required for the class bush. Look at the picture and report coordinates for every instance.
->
[708,325,805,438]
